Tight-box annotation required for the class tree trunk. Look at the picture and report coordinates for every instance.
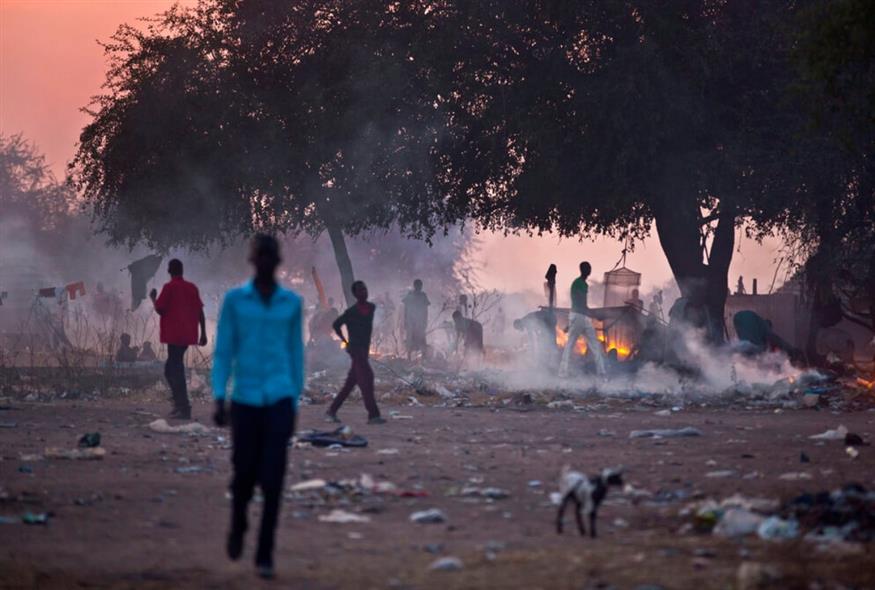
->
[653,200,734,343]
[326,222,356,308]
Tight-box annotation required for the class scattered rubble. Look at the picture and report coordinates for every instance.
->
[148,419,210,435]
[318,509,371,524]
[429,556,463,571]
[410,508,447,524]
[629,427,702,439]
[44,447,106,460]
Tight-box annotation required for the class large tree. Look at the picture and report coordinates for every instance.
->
[73,1,450,306]
[425,0,808,342]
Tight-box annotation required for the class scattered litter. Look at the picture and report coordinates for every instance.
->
[78,432,101,448]
[148,419,210,435]
[17,465,33,474]
[597,429,616,437]
[629,427,702,439]
[429,556,463,571]
[0,516,19,524]
[846,447,860,460]
[654,409,671,417]
[844,432,866,447]
[174,465,208,474]
[0,421,17,428]
[461,486,510,500]
[434,385,455,399]
[298,426,368,448]
[318,509,371,524]
[809,425,848,441]
[289,479,327,492]
[390,414,413,420]
[778,472,812,481]
[410,508,447,524]
[713,508,764,538]
[21,512,49,525]
[800,452,810,463]
[44,447,105,460]
[757,516,799,540]
[705,470,736,478]
[528,480,542,488]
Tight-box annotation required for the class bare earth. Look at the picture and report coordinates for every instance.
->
[1,396,874,590]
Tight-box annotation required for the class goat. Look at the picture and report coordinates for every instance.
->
[555,465,624,538]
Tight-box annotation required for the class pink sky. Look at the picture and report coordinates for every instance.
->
[0,0,785,300]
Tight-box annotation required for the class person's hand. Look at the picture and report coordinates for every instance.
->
[199,332,208,347]
[213,400,227,427]
[149,288,158,301]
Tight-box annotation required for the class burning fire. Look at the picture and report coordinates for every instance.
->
[555,326,632,359]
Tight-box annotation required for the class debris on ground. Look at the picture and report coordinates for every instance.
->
[148,419,210,435]
[44,447,106,460]
[21,512,50,525]
[629,427,702,439]
[318,509,371,524]
[0,421,17,428]
[809,425,848,441]
[174,465,208,474]
[297,426,368,448]
[410,508,447,524]
[429,556,463,571]
[687,483,875,545]
[78,432,101,448]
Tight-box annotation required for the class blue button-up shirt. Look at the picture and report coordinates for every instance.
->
[211,281,305,408]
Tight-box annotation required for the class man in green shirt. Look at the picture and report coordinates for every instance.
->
[560,261,606,377]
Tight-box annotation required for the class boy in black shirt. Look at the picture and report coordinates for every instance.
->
[328,281,385,424]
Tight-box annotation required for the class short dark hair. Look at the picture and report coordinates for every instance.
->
[413,279,423,289]
[251,233,280,260]
[351,280,366,295]
[579,261,591,277]
[168,259,183,276]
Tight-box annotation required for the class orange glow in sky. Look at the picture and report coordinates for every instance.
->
[0,0,785,298]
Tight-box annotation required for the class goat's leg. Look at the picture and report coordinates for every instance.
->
[589,511,597,538]
[556,492,573,534]
[574,501,587,537]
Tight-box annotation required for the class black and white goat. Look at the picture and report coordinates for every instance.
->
[555,465,624,538]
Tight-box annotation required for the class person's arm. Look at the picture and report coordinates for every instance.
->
[289,297,305,406]
[211,293,236,425]
[196,287,207,346]
[332,310,348,344]
[199,309,208,346]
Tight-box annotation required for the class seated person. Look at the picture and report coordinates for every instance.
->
[733,310,797,357]
[116,333,139,363]
[138,341,158,362]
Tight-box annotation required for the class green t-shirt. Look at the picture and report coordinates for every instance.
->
[570,277,589,314]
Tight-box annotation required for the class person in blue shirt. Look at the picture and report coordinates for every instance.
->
[212,234,304,580]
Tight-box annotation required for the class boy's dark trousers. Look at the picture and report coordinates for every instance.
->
[329,347,380,418]
[164,344,189,411]
[229,398,295,565]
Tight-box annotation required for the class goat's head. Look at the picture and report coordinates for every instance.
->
[600,466,624,488]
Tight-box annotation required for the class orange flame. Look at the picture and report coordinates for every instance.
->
[554,326,632,359]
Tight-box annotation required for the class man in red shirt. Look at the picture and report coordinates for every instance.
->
[150,259,207,419]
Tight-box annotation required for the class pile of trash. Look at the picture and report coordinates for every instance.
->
[287,473,426,503]
[685,484,875,545]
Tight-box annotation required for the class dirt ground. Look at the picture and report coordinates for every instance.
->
[1,393,874,590]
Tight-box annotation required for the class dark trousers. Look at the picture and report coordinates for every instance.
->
[165,344,189,410]
[329,348,380,418]
[230,399,295,565]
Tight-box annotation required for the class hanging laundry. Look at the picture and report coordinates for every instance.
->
[65,281,87,300]
[126,254,162,310]
[38,287,58,298]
